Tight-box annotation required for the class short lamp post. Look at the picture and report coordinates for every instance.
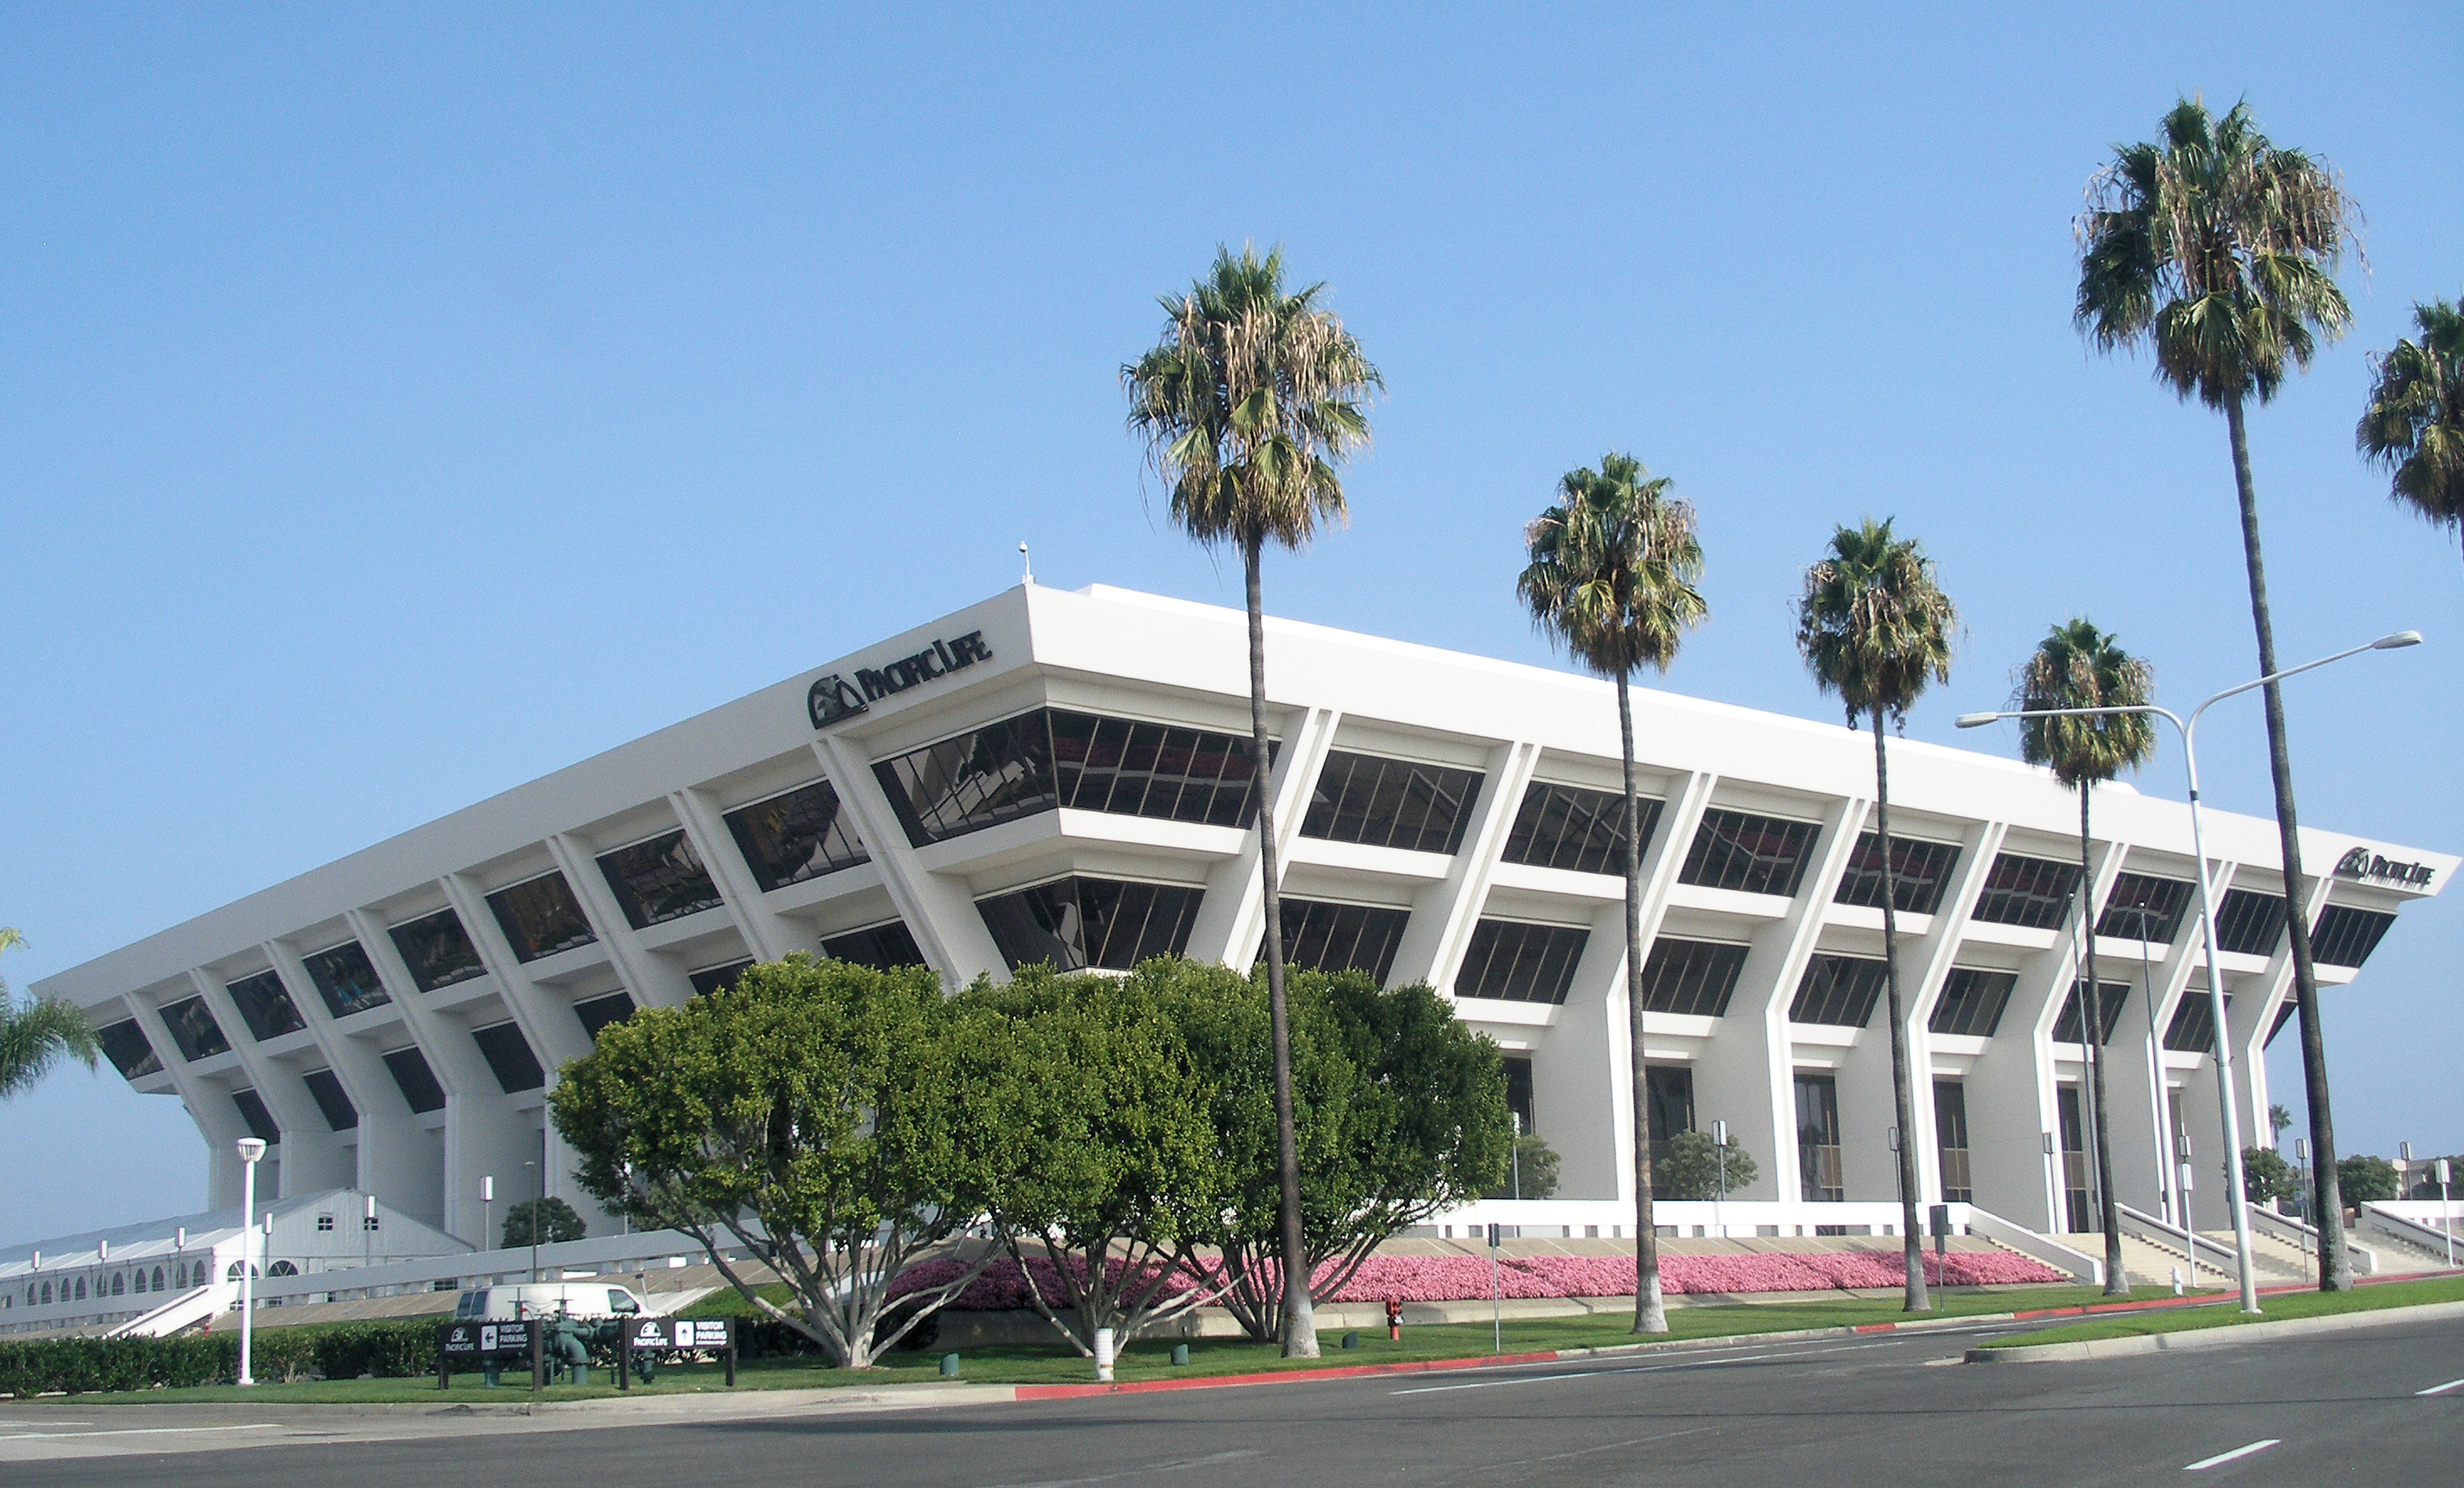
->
[1958,627,2422,1316]
[234,1137,266,1386]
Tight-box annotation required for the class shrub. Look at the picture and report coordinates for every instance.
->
[307,1319,438,1380]
[2339,1154,2401,1208]
[0,1333,236,1396]
[1481,1136,1560,1200]
[1659,1132,1758,1201]
[2242,1146,2296,1206]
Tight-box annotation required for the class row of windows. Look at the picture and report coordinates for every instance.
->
[1832,833,1961,916]
[18,1258,233,1310]
[876,708,1274,848]
[1299,752,1483,856]
[2051,981,2133,1045]
[1789,955,1890,1029]
[2095,873,2194,944]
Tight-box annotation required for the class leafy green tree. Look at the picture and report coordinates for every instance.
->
[0,929,99,1101]
[1518,451,1708,1335]
[1125,244,1381,1358]
[2077,97,2361,1286]
[1796,519,1958,1313]
[2337,1154,2400,1209]
[1483,1135,1561,1202]
[2404,1157,2461,1201]
[1659,1130,1759,1202]
[2016,619,2157,1298]
[2358,294,2464,567]
[2241,1146,2297,1207]
[549,956,998,1368]
[500,1197,586,1248]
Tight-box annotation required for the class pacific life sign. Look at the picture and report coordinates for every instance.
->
[807,631,994,728]
[2334,846,2435,889]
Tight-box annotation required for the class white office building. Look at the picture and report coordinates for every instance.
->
[38,584,2451,1248]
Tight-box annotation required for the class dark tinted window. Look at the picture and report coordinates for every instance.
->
[230,1088,280,1145]
[1796,1072,1843,1201]
[724,779,868,891]
[1299,752,1484,856]
[382,1046,447,1113]
[574,991,637,1040]
[390,909,485,992]
[1970,854,2080,930]
[1833,834,1962,915]
[1503,1054,1535,1136]
[1279,899,1411,983]
[2096,874,2194,944]
[1929,967,2016,1038]
[158,995,230,1061]
[487,872,597,962]
[1935,1080,1972,1202]
[596,830,724,930]
[1680,809,1822,897]
[470,1023,545,1093]
[875,711,1059,846]
[303,941,391,1019]
[822,921,928,970]
[1050,710,1274,828]
[1646,1065,1695,1196]
[1501,783,1661,876]
[1636,939,1750,1018]
[2164,992,2221,1054]
[2312,905,2397,968]
[1790,955,1889,1028]
[688,960,754,997]
[2213,890,2288,958]
[97,1019,161,1081]
[977,878,1203,972]
[1455,920,1589,1004]
[2052,981,2131,1045]
[301,1068,357,1130]
[2266,999,2298,1048]
[224,970,304,1040]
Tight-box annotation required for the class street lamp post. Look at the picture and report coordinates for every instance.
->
[1958,628,2421,1315]
[234,1137,265,1386]
[524,1158,541,1285]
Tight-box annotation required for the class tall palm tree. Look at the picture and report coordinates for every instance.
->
[1518,453,1707,1336]
[2016,620,2157,1299]
[1124,244,1381,1359]
[2358,293,2464,565]
[1,929,100,1101]
[2076,97,2361,1286]
[1796,520,1957,1313]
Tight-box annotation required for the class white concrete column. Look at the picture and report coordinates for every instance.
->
[1895,819,2005,1204]
[125,993,251,1210]
[186,967,349,1197]
[1184,707,1343,971]
[1390,738,1539,993]
[1748,797,1868,1223]
[546,832,694,1010]
[810,736,1010,985]
[669,787,794,963]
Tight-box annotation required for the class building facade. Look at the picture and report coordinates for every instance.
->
[39,584,2451,1243]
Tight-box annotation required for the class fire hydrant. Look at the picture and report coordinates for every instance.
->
[1385,1297,1402,1341]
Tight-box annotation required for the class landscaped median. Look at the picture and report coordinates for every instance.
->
[1968,1274,2464,1363]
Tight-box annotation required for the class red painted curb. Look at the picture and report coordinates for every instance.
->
[1014,1349,1562,1400]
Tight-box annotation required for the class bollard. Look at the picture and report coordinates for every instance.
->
[2171,1266,2184,1297]
[941,1352,962,1379]
[1093,1327,1115,1383]
[1170,1344,1190,1366]
[1340,1332,1360,1349]
[483,1361,501,1388]
[1386,1297,1402,1341]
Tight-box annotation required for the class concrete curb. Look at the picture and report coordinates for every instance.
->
[1965,1299,2464,1364]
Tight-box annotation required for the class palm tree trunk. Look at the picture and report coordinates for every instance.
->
[1243,538,1318,1356]
[1618,672,1667,1334]
[1870,707,1929,1312]
[2081,786,2128,1296]
[2224,396,2346,1290]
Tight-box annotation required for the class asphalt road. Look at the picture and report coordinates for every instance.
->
[6,1312,2461,1486]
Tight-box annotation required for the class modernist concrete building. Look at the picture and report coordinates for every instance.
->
[39,584,2451,1245]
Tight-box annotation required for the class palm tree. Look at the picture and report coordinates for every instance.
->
[1124,244,1381,1359]
[1796,520,1957,1313]
[1518,453,1707,1336]
[2358,293,2464,565]
[2016,620,2157,1298]
[2076,97,2361,1286]
[1,929,100,1101]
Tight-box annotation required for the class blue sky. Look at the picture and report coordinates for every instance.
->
[3,4,2458,1244]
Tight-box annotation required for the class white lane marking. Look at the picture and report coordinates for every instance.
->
[2417,1377,2464,1396]
[2184,1438,2280,1471]
[0,1423,281,1443]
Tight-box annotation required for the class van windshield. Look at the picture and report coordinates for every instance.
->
[607,1290,639,1314]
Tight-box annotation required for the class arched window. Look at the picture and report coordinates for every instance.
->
[111,1273,125,1296]
[39,1282,50,1305]
[175,1261,188,1289]
[224,1260,259,1281]
[134,1270,149,1294]
[153,1266,166,1292]
[267,1260,298,1277]
[74,1277,87,1300]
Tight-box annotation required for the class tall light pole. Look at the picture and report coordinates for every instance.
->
[1958,628,2421,1315]
[524,1157,541,1286]
[234,1137,265,1386]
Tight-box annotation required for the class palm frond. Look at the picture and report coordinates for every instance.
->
[1518,453,1707,681]
[2357,295,2464,537]
[1793,519,1959,728]
[2011,619,2159,789]
[1,928,101,1101]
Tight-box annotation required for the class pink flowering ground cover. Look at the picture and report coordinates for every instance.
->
[888,1248,2062,1310]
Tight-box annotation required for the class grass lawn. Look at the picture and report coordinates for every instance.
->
[1982,1274,2464,1349]
[22,1283,2189,1407]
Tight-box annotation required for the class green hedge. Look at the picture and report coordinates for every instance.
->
[0,1318,447,1396]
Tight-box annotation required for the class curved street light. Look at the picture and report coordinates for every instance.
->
[1956,630,2421,1314]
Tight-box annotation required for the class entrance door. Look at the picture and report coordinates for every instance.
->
[1934,1080,1972,1203]
[1796,1072,1843,1202]
[2058,1085,2093,1233]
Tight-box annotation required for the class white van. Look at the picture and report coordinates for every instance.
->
[453,1283,646,1322]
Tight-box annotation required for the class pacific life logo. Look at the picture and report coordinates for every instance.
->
[808,631,995,729]
[2333,846,2435,888]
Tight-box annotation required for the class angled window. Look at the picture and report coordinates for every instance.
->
[301,1068,357,1131]
[381,1046,447,1114]
[1299,751,1484,856]
[1928,967,2016,1038]
[1278,899,1411,983]
[1789,955,1889,1028]
[390,908,485,992]
[724,778,868,891]
[2052,981,2131,1045]
[470,1022,545,1093]
[2096,873,2194,944]
[230,1088,280,1145]
[688,959,754,998]
[573,991,637,1040]
[2311,905,2397,968]
[1832,834,1961,915]
[1635,938,1750,1018]
[1680,809,1822,898]
[157,995,230,1061]
[597,830,724,930]
[97,1019,162,1081]
[1969,853,2081,930]
[223,970,305,1041]
[1500,782,1662,876]
[487,872,597,962]
[2213,889,2288,958]
[822,920,928,971]
[2163,993,2225,1054]
[876,710,1060,846]
[1049,710,1276,828]
[1455,920,1590,1004]
[303,940,391,1019]
[977,878,1203,973]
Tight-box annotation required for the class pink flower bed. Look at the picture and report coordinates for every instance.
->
[889,1248,2061,1310]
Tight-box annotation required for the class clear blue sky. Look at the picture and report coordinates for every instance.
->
[3,5,2457,1244]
